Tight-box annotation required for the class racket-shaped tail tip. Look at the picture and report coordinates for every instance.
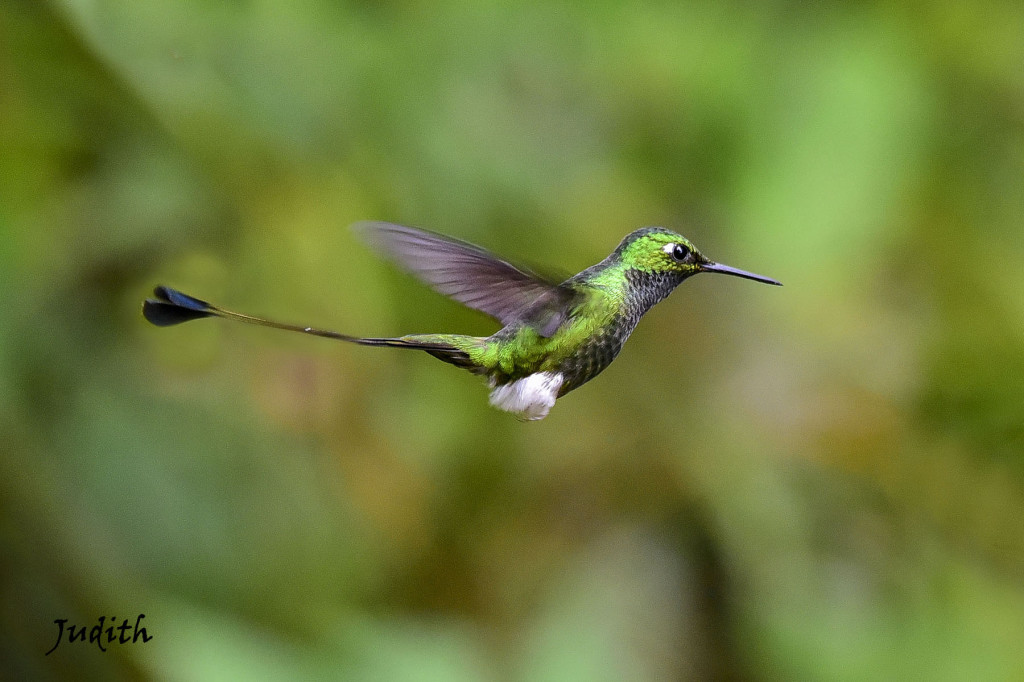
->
[143,286,216,327]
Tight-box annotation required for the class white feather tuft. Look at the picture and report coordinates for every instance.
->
[489,372,564,421]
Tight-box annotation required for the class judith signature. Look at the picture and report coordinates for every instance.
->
[45,614,152,655]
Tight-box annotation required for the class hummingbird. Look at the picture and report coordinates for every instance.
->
[144,222,780,420]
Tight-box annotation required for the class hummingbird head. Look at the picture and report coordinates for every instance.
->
[615,227,781,286]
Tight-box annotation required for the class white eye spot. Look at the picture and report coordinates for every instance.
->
[662,243,677,256]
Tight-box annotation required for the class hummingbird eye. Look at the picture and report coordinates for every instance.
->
[669,243,689,262]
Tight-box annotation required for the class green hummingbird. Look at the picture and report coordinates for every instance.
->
[144,222,780,420]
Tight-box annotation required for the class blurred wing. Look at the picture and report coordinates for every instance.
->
[353,221,579,336]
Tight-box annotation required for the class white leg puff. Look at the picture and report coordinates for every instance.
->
[489,372,564,421]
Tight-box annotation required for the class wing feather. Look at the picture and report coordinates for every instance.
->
[353,222,578,335]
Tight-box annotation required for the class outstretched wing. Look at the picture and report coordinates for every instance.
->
[353,221,579,336]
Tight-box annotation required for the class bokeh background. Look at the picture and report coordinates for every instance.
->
[3,1,1024,679]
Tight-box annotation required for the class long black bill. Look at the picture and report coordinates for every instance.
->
[700,262,781,286]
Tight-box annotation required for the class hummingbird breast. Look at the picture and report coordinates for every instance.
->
[553,316,634,394]
[481,267,684,399]
[554,268,683,394]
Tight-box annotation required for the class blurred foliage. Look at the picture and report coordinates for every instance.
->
[3,0,1024,680]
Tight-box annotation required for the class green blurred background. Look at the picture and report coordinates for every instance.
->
[3,1,1024,679]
